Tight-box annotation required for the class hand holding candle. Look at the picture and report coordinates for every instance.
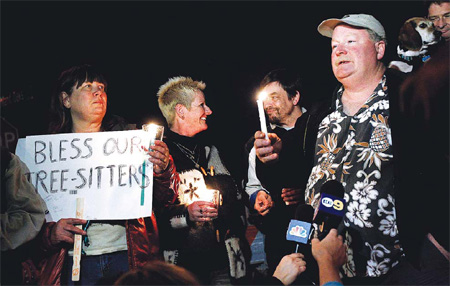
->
[188,201,218,222]
[142,123,169,174]
[253,131,282,164]
[257,91,269,139]
[187,189,220,222]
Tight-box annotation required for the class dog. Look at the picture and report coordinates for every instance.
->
[389,17,441,73]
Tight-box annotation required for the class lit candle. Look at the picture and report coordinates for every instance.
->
[257,91,269,139]
[141,123,164,205]
[142,123,164,145]
[193,188,220,210]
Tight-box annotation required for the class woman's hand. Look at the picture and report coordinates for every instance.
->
[144,140,170,174]
[50,218,87,246]
[187,201,218,222]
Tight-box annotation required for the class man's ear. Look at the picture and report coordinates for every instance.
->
[292,91,300,105]
[175,103,186,119]
[375,41,386,60]
[61,92,71,108]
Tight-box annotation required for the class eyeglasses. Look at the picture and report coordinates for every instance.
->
[428,13,450,24]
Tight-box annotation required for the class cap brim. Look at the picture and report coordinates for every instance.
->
[317,18,343,38]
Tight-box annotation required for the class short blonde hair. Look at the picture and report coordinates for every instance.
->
[157,76,206,127]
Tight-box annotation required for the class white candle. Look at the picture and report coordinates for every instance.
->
[142,123,164,145]
[257,91,269,139]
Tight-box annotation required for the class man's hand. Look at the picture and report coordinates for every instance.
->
[50,218,87,246]
[273,253,307,285]
[311,229,346,285]
[254,131,282,164]
[311,229,346,267]
[254,191,273,216]
[281,188,303,206]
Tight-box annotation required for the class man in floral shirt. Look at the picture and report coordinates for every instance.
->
[304,14,405,282]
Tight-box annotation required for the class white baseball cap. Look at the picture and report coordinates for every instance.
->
[317,14,386,39]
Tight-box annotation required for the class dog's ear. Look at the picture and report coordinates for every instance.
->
[399,21,422,51]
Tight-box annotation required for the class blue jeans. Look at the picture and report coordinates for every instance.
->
[65,251,129,285]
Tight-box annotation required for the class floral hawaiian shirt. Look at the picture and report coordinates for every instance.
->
[305,75,403,278]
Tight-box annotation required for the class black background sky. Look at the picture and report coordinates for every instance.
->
[1,1,426,182]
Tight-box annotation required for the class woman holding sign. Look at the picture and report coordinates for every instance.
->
[34,64,179,285]
[155,76,250,285]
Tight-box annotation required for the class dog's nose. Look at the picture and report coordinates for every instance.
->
[434,30,442,37]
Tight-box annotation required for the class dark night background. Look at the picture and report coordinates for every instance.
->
[1,1,427,184]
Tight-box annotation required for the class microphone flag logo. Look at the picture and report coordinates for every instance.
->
[286,220,311,244]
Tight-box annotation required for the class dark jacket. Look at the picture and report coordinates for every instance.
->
[244,101,330,273]
[156,129,249,284]
[389,43,449,267]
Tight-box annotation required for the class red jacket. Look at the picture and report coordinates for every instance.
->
[24,156,179,285]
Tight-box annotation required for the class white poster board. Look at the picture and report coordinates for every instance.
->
[16,130,155,221]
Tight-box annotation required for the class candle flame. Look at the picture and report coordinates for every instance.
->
[142,123,164,142]
[143,123,158,136]
[258,91,267,101]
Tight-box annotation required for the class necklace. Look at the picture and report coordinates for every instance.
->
[173,141,200,169]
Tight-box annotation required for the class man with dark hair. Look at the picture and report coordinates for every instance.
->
[244,68,329,275]
[426,0,450,41]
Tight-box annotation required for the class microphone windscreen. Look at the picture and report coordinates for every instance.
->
[287,205,314,245]
[320,180,345,198]
[314,180,346,233]
[294,204,314,222]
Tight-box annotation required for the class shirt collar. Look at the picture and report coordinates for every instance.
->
[335,75,387,114]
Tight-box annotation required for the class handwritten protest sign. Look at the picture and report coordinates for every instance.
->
[16,130,155,221]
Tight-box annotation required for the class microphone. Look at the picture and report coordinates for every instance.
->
[314,181,367,275]
[286,204,319,285]
[286,204,314,252]
[313,180,346,240]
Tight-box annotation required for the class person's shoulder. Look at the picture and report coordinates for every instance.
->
[3,150,27,173]
[308,99,332,113]
[305,100,333,121]
[385,67,407,79]
[385,68,408,87]
[103,115,136,131]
